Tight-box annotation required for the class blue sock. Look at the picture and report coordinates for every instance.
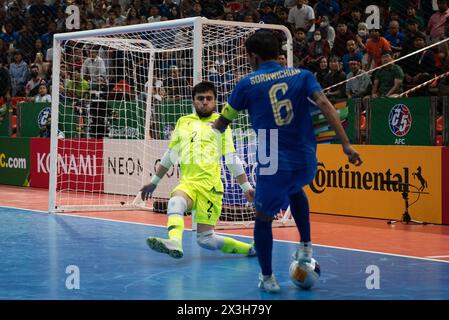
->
[289,189,311,243]
[254,218,273,276]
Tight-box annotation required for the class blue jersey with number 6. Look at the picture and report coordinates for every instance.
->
[226,61,322,171]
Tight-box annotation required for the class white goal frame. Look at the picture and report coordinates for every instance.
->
[48,17,295,228]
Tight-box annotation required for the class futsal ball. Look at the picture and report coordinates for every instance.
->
[289,258,321,289]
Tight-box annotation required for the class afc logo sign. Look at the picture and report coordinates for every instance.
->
[388,104,412,145]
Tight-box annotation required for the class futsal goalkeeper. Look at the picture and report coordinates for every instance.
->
[140,81,256,259]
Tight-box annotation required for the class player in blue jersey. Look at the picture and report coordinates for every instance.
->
[213,31,362,292]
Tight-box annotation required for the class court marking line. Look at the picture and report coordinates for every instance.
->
[2,205,449,265]
[426,255,449,258]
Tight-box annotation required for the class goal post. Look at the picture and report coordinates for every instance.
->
[48,17,295,228]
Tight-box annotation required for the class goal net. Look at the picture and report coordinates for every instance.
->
[49,17,295,228]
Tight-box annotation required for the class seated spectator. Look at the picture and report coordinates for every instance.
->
[16,20,38,63]
[33,81,51,103]
[41,21,57,52]
[314,56,330,87]
[402,18,423,55]
[66,70,90,100]
[126,6,143,25]
[365,28,391,70]
[277,53,288,67]
[159,0,178,19]
[180,0,194,18]
[305,30,331,72]
[163,65,190,100]
[0,21,19,48]
[355,22,369,52]
[28,0,54,35]
[332,20,355,58]
[405,5,425,31]
[427,0,449,42]
[81,46,107,85]
[317,16,336,49]
[0,57,11,103]
[384,20,405,57]
[275,6,291,31]
[189,1,203,17]
[25,64,43,99]
[30,39,46,64]
[33,52,50,79]
[105,8,124,27]
[7,3,25,32]
[111,3,127,25]
[147,5,162,22]
[9,50,28,96]
[322,55,347,102]
[345,58,372,99]
[288,0,315,34]
[201,0,224,19]
[314,0,340,25]
[341,39,364,75]
[292,27,309,68]
[259,2,278,24]
[401,33,436,93]
[347,6,364,35]
[238,0,260,22]
[371,50,404,98]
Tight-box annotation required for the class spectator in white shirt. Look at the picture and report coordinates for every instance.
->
[288,0,315,34]
[81,46,107,85]
[34,81,51,103]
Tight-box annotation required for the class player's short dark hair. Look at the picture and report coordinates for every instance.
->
[245,31,279,61]
[192,81,217,100]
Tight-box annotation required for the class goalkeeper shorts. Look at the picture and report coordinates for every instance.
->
[172,182,223,226]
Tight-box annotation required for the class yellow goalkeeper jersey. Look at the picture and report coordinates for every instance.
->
[168,112,236,193]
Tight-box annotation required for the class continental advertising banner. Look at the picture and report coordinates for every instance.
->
[103,139,178,197]
[305,145,443,224]
[0,137,30,186]
[30,138,104,192]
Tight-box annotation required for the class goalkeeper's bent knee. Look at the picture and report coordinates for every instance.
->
[167,196,187,216]
[196,230,224,250]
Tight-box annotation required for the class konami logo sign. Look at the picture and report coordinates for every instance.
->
[30,138,104,191]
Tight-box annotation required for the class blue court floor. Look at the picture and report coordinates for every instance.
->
[1,207,449,300]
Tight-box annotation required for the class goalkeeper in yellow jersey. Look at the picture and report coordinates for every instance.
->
[140,81,256,259]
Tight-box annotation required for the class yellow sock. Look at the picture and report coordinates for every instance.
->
[221,236,251,254]
[167,215,184,243]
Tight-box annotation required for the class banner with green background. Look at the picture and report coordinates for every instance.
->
[0,137,30,186]
[368,97,433,146]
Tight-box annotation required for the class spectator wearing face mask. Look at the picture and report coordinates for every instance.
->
[355,22,369,51]
[317,16,336,49]
[305,30,331,72]
[25,64,43,99]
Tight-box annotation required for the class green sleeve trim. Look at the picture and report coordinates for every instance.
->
[221,103,239,121]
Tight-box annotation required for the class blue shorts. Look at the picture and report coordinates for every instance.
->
[254,167,317,217]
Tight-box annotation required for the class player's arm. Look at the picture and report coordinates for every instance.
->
[213,102,239,133]
[224,152,254,203]
[141,119,181,200]
[140,148,178,200]
[312,91,363,166]
[213,78,248,132]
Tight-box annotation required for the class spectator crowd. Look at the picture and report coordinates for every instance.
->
[1,0,449,110]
